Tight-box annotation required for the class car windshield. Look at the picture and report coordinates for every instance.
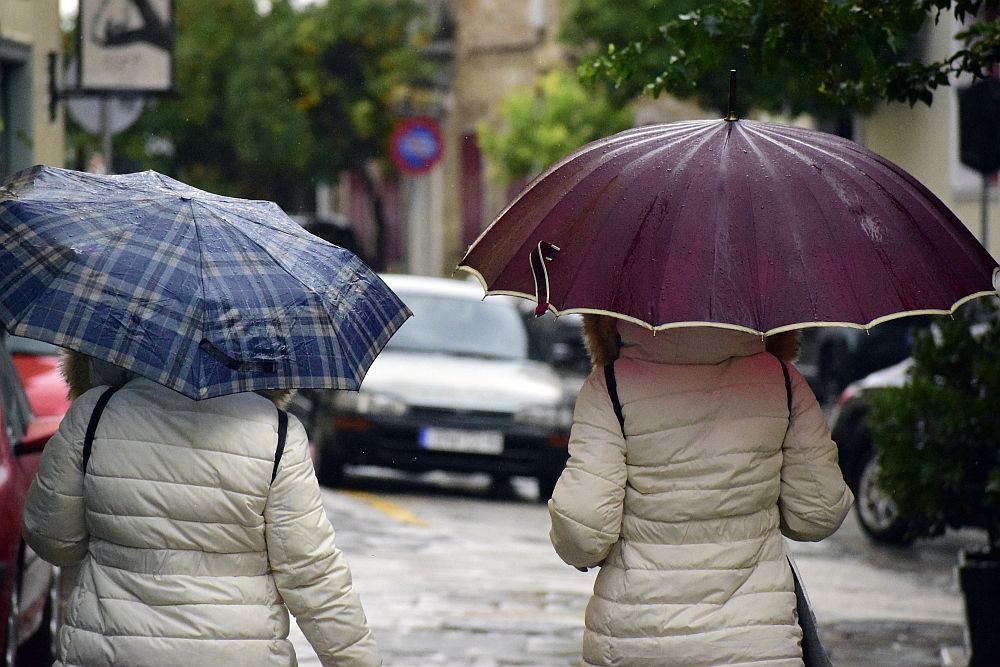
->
[6,335,61,356]
[387,292,528,360]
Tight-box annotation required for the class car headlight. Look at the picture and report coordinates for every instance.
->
[514,404,574,429]
[333,391,408,416]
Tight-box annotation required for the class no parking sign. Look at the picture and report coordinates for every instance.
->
[390,117,443,174]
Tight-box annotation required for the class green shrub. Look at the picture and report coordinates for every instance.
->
[869,300,1000,550]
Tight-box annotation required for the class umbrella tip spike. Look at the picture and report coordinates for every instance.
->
[725,70,738,122]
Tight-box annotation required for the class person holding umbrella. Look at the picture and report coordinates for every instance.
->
[458,116,1000,665]
[548,316,851,666]
[2,166,412,667]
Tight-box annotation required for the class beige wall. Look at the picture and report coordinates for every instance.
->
[440,0,564,272]
[0,0,65,171]
[857,13,998,259]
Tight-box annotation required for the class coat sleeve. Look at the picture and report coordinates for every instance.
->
[779,363,854,541]
[264,415,381,667]
[22,390,100,567]
[548,368,628,569]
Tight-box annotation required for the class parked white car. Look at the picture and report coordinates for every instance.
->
[309,274,585,500]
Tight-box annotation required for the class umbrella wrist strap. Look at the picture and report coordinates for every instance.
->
[82,386,122,473]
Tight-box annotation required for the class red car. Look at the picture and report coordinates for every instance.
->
[8,337,70,419]
[0,334,65,666]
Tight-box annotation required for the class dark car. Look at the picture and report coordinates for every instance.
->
[309,275,584,500]
[0,334,63,665]
[829,358,913,544]
[798,316,933,405]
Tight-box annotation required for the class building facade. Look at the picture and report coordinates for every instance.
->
[340,3,997,276]
[857,12,999,260]
[0,0,64,180]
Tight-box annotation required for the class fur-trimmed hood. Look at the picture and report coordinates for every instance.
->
[581,314,800,368]
[60,349,295,408]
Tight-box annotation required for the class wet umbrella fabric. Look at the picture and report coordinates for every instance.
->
[0,165,411,400]
[458,119,999,334]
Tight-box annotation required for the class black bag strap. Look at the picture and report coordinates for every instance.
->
[606,359,792,434]
[603,362,626,437]
[82,386,122,473]
[780,360,793,418]
[270,409,289,485]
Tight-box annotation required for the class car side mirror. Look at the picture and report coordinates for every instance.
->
[13,415,61,456]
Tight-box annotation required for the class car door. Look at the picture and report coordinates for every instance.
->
[0,336,58,665]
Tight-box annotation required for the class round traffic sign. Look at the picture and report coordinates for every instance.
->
[390,117,443,174]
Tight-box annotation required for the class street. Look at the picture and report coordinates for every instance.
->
[290,467,983,667]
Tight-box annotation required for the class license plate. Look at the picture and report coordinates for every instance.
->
[419,428,504,454]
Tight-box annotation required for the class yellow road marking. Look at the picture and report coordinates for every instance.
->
[342,490,428,527]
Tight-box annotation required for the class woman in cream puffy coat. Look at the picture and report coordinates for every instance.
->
[22,352,380,667]
[549,317,853,667]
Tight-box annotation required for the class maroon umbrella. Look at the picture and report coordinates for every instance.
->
[458,119,999,335]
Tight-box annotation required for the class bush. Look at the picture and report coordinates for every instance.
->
[868,300,1000,550]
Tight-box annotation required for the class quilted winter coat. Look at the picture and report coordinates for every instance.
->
[549,322,853,667]
[22,361,380,667]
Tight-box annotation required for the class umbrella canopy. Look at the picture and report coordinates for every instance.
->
[0,165,411,399]
[458,119,999,335]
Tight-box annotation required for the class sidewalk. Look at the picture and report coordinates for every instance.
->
[290,617,966,667]
[821,620,964,667]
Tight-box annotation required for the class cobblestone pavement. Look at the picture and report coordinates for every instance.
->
[289,472,981,667]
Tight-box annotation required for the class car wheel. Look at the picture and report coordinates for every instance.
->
[854,455,911,545]
[536,474,559,503]
[3,577,18,667]
[16,567,60,666]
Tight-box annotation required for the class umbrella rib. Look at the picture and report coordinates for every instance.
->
[742,124,867,324]
[192,200,328,298]
[463,122,719,268]
[650,123,729,326]
[189,201,388,387]
[541,123,721,322]
[756,124,970,318]
[192,198,209,393]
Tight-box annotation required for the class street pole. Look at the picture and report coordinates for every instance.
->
[99,98,113,174]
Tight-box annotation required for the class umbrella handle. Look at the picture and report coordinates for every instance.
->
[199,339,278,373]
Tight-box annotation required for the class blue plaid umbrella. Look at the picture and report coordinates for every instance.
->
[0,165,411,399]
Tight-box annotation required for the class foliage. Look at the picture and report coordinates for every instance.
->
[82,0,431,213]
[869,300,1000,550]
[475,68,632,185]
[568,0,1000,119]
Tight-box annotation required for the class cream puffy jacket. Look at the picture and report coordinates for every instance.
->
[549,326,853,667]
[22,378,380,667]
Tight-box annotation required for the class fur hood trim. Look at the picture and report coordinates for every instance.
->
[60,349,296,408]
[582,315,620,368]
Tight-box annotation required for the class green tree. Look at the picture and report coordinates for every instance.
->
[870,301,1000,550]
[476,68,632,185]
[103,0,431,269]
[568,0,1000,120]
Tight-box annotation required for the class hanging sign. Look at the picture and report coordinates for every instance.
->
[390,117,443,174]
[78,0,174,93]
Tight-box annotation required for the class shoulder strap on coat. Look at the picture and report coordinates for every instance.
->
[603,362,626,437]
[82,386,122,473]
[270,409,289,485]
